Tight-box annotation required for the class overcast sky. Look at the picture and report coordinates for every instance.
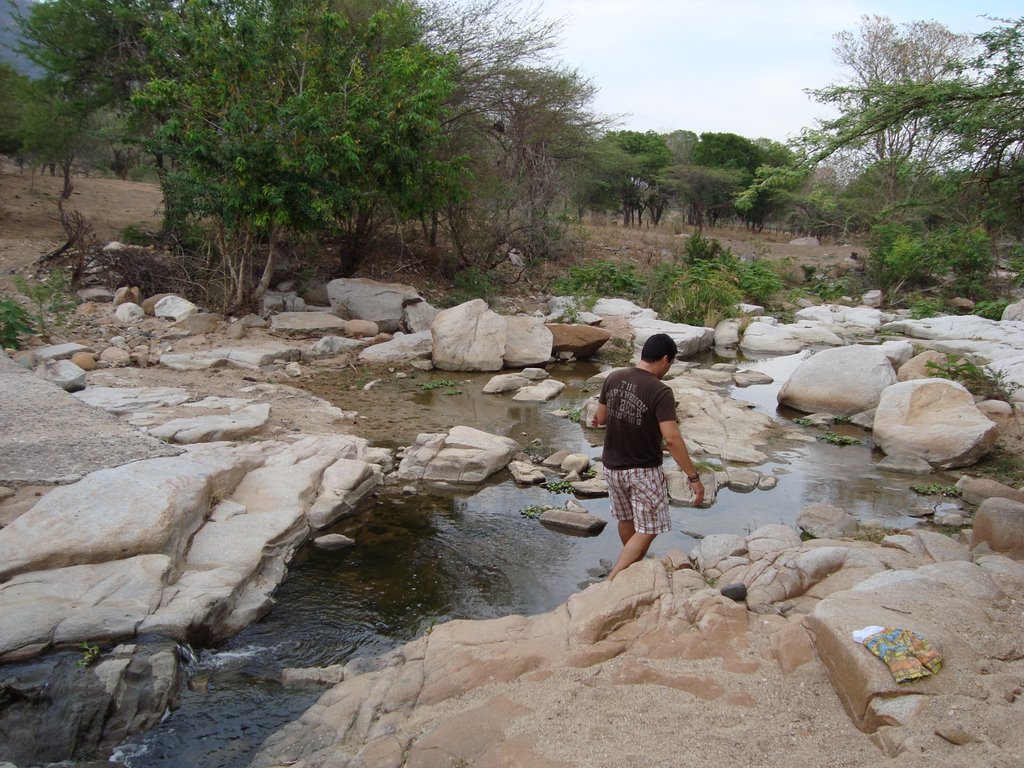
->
[534,0,1021,143]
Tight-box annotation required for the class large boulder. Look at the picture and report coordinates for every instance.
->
[797,503,857,539]
[1001,300,1024,321]
[0,641,181,765]
[502,316,552,368]
[394,426,519,485]
[153,295,199,321]
[739,321,803,355]
[667,380,778,463]
[270,312,347,338]
[326,278,421,333]
[357,331,432,365]
[0,436,387,660]
[545,323,610,359]
[872,379,998,469]
[629,319,715,359]
[778,345,898,415]
[431,300,506,371]
[805,556,1018,751]
[971,497,1024,559]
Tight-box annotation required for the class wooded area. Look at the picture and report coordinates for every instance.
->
[1,2,1022,313]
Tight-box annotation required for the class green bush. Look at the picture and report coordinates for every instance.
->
[551,260,643,299]
[1010,246,1024,287]
[930,226,993,299]
[660,261,743,327]
[683,232,731,265]
[736,260,784,307]
[0,299,34,349]
[974,299,1009,320]
[644,263,686,313]
[13,270,78,339]
[119,223,155,246]
[809,279,847,303]
[443,267,497,306]
[909,297,945,319]
[868,223,994,302]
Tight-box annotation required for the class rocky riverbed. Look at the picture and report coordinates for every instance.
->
[2,275,1024,768]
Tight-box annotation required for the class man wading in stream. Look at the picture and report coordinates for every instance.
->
[592,333,705,580]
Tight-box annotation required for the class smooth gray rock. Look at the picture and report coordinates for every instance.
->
[395,426,519,485]
[971,497,1024,559]
[74,386,191,414]
[153,295,199,321]
[326,278,420,333]
[32,342,92,361]
[270,312,347,338]
[356,331,433,364]
[539,508,606,535]
[312,534,355,551]
[512,379,565,401]
[146,403,272,444]
[34,359,86,392]
[431,300,506,372]
[503,315,553,368]
[797,503,857,539]
[873,379,998,469]
[778,345,897,415]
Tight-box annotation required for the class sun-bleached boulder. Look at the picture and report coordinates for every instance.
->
[0,436,388,660]
[502,315,552,368]
[778,345,898,415]
[326,277,421,333]
[431,300,507,371]
[395,426,519,485]
[872,378,998,469]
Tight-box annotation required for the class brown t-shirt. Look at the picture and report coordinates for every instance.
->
[598,367,677,469]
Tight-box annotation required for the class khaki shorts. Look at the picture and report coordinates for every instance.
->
[606,467,670,535]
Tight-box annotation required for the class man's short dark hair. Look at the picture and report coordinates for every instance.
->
[640,333,677,363]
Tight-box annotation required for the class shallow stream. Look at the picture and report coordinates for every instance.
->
[115,351,962,767]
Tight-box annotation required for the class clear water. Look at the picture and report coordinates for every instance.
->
[115,352,962,767]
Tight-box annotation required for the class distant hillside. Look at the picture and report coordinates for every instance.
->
[0,0,41,77]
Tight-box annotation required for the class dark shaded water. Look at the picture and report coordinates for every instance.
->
[114,352,961,767]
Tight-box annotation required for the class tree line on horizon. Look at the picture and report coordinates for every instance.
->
[0,1,1021,312]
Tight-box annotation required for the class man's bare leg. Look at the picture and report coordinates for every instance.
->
[609,531,657,581]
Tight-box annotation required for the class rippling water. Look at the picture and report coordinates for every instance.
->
[115,351,962,767]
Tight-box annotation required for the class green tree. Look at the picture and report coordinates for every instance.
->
[804,16,1024,234]
[13,0,170,190]
[673,132,770,230]
[425,0,602,267]
[136,0,462,308]
[813,15,974,215]
[594,129,671,226]
[0,64,28,154]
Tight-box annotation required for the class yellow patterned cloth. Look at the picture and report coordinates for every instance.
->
[863,627,942,684]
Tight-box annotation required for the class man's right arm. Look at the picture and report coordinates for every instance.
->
[592,402,607,427]
[660,419,705,506]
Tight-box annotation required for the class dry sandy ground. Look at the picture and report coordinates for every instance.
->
[1,170,1018,768]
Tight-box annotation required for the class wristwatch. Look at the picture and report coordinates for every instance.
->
[687,473,701,483]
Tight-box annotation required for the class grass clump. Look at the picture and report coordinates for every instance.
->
[816,431,861,446]
[541,480,576,493]
[910,483,961,498]
[419,379,459,391]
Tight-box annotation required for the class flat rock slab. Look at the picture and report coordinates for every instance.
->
[0,355,181,486]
